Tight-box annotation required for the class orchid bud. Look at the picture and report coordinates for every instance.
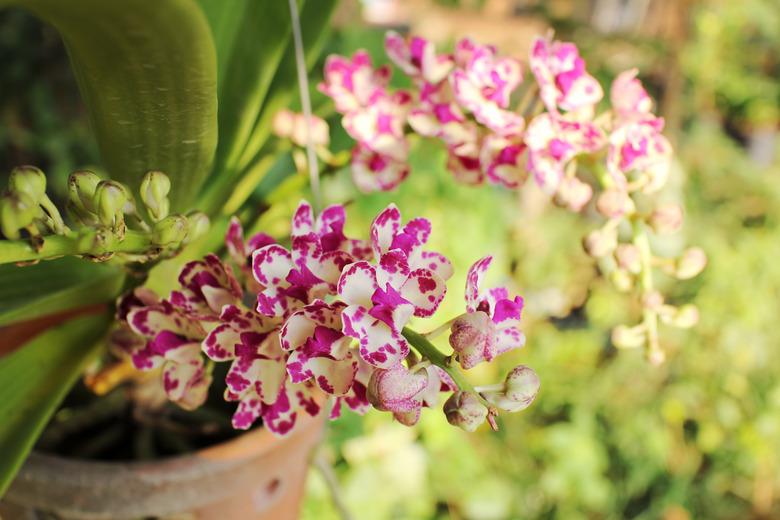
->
[293,114,330,147]
[185,210,210,242]
[641,290,664,311]
[367,363,428,426]
[481,365,540,413]
[443,391,488,432]
[614,243,642,274]
[293,114,330,146]
[596,188,635,219]
[675,247,707,279]
[65,199,99,227]
[612,324,646,349]
[93,180,128,228]
[648,202,683,235]
[610,269,634,292]
[68,170,101,213]
[121,191,140,218]
[8,165,46,201]
[152,213,189,245]
[647,348,666,366]
[272,109,295,139]
[140,170,171,221]
[583,226,618,258]
[449,311,496,369]
[0,191,38,239]
[367,363,427,411]
[504,365,540,407]
[659,304,699,329]
[553,177,593,212]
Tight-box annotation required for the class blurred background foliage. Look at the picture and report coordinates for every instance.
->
[1,0,778,518]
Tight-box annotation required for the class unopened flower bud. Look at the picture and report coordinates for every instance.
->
[8,165,46,201]
[274,109,331,147]
[68,170,102,213]
[93,181,128,227]
[272,109,295,139]
[449,311,496,369]
[502,365,540,411]
[647,348,665,366]
[293,114,330,147]
[614,243,642,274]
[658,304,699,329]
[596,188,635,219]
[65,200,99,227]
[152,214,189,245]
[443,391,488,432]
[612,324,646,349]
[675,247,707,279]
[367,363,428,426]
[185,210,210,242]
[140,170,171,221]
[480,365,540,413]
[641,290,664,311]
[553,177,593,212]
[610,269,634,292]
[648,202,683,235]
[583,226,618,258]
[0,191,38,239]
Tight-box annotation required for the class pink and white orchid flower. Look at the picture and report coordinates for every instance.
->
[384,31,455,85]
[529,34,603,114]
[449,255,526,369]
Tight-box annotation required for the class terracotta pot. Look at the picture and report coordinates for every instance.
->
[0,410,325,520]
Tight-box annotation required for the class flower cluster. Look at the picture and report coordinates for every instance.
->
[313,31,706,363]
[114,201,536,436]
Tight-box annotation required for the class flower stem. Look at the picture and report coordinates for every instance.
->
[0,229,159,264]
[39,194,70,234]
[631,218,661,362]
[287,0,322,214]
[402,327,495,412]
[422,316,458,340]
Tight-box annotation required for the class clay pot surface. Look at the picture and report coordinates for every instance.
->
[0,410,325,520]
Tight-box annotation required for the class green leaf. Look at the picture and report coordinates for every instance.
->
[197,0,295,190]
[1,0,219,213]
[235,0,339,174]
[196,0,338,216]
[0,312,110,498]
[0,257,125,327]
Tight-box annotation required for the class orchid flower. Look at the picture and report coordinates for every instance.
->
[124,298,209,409]
[169,254,243,320]
[253,201,364,318]
[451,37,526,135]
[449,255,526,369]
[529,34,603,114]
[338,204,452,368]
[607,70,672,193]
[318,50,391,114]
[384,30,454,85]
[280,300,358,396]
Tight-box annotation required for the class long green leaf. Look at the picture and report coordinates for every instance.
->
[2,0,219,213]
[197,0,296,192]
[196,0,338,216]
[0,312,110,498]
[235,0,338,174]
[0,257,125,327]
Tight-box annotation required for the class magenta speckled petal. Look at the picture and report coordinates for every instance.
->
[338,261,378,308]
[400,269,447,318]
[370,204,402,258]
[252,244,294,287]
[465,255,492,312]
